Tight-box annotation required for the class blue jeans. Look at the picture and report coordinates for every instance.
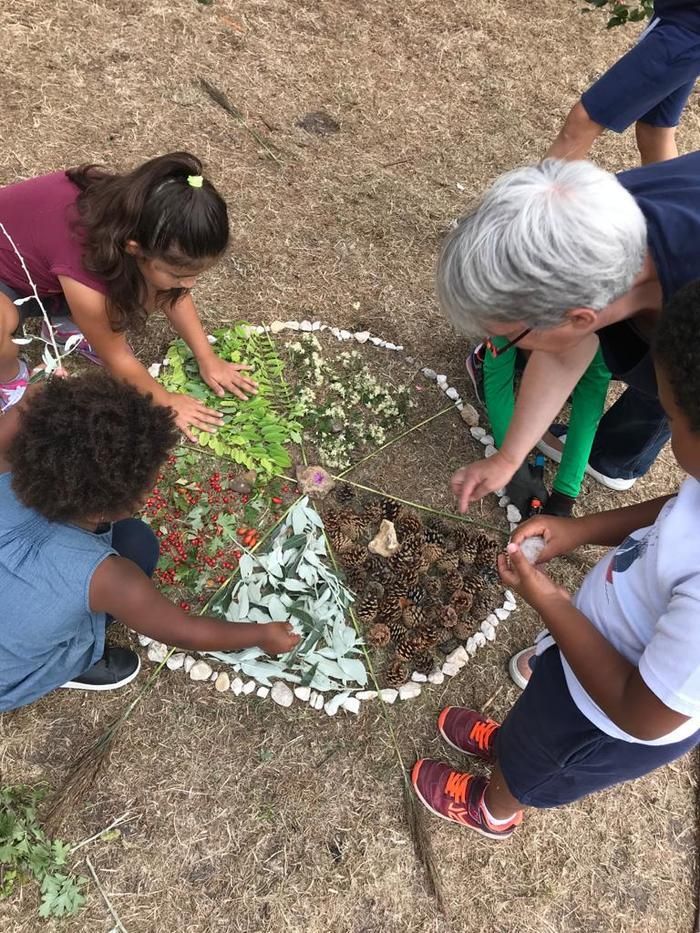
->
[107,519,159,623]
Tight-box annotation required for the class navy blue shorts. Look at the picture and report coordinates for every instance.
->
[495,646,699,808]
[0,279,70,328]
[582,18,700,132]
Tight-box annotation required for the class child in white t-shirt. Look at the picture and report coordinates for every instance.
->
[411,281,700,839]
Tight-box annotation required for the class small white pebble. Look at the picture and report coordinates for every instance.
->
[324,693,346,716]
[398,682,422,700]
[495,607,510,621]
[442,662,462,677]
[147,362,161,378]
[293,686,311,702]
[422,367,437,380]
[446,646,469,666]
[370,336,383,346]
[330,327,341,337]
[455,401,464,410]
[271,682,294,707]
[505,589,516,603]
[147,642,168,664]
[481,620,496,641]
[480,434,495,446]
[342,696,361,715]
[485,445,497,458]
[256,686,270,699]
[470,426,486,439]
[339,329,352,340]
[379,688,398,705]
[506,504,522,523]
[356,690,378,700]
[519,536,547,564]
[215,672,231,693]
[473,632,487,648]
[300,320,313,331]
[354,330,370,344]
[206,334,217,344]
[504,599,517,612]
[210,671,218,682]
[436,374,448,386]
[166,652,185,671]
[428,670,445,685]
[137,634,153,648]
[495,487,507,497]
[183,655,195,674]
[189,660,213,682]
[311,320,322,330]
[510,522,519,532]
[498,496,510,508]
[269,320,286,334]
[286,321,300,330]
[466,638,477,656]
[242,680,257,695]
[411,672,428,683]
[446,387,460,401]
[486,613,499,627]
[231,677,244,696]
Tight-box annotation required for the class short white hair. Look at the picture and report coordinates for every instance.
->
[437,159,647,335]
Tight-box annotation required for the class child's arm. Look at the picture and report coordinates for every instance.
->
[164,294,257,401]
[499,547,690,741]
[90,554,300,655]
[59,277,224,441]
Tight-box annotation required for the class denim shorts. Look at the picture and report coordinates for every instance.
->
[0,279,70,329]
[582,18,700,131]
[496,646,699,808]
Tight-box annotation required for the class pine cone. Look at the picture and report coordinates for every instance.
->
[450,589,474,615]
[335,482,356,505]
[412,651,436,675]
[474,535,500,570]
[346,568,368,593]
[453,621,472,640]
[461,570,481,598]
[388,619,407,643]
[443,570,464,593]
[357,592,380,624]
[406,584,427,605]
[362,500,384,525]
[394,630,425,662]
[424,526,445,546]
[402,605,426,630]
[415,617,442,649]
[397,511,423,538]
[364,554,392,583]
[344,544,368,570]
[440,605,459,628]
[422,542,444,566]
[396,533,423,565]
[323,506,343,534]
[389,564,419,589]
[384,656,410,687]
[366,622,391,648]
[423,576,442,598]
[434,625,454,644]
[455,529,480,562]
[328,529,353,553]
[471,592,494,621]
[436,554,460,574]
[479,566,502,588]
[381,497,401,521]
[378,597,403,627]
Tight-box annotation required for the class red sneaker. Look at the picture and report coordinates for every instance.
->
[411,759,521,839]
[438,707,500,762]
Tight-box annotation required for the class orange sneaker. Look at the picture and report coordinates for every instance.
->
[438,707,499,762]
[411,759,521,839]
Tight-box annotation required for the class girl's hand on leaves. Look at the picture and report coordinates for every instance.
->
[199,356,258,401]
[259,622,301,655]
[510,515,586,564]
[451,452,518,513]
[167,392,224,443]
[498,544,571,613]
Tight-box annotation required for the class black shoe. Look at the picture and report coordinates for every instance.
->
[542,490,576,517]
[60,646,141,691]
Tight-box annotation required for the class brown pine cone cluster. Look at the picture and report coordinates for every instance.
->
[423,576,442,599]
[422,542,445,566]
[412,651,435,675]
[450,589,474,615]
[440,605,459,629]
[453,621,472,640]
[344,544,368,570]
[366,622,391,648]
[401,605,426,630]
[378,596,403,627]
[406,584,427,605]
[436,554,460,574]
[362,500,384,525]
[334,482,356,505]
[395,629,425,662]
[357,592,379,624]
[384,656,409,687]
[381,497,401,521]
[474,535,500,570]
[397,511,424,538]
[327,529,353,554]
[442,569,464,594]
[345,568,368,593]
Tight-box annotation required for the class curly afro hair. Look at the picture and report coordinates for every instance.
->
[655,281,700,434]
[8,372,178,521]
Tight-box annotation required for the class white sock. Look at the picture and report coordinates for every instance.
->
[481,795,518,826]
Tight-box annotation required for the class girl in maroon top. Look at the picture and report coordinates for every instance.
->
[0,152,256,438]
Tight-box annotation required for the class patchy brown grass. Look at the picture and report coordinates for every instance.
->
[1,0,699,931]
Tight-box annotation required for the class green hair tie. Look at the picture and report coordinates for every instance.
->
[187,175,203,189]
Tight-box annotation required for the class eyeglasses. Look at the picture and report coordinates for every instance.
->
[484,328,532,358]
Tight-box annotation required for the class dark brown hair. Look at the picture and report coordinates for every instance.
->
[67,152,229,332]
[654,280,700,434]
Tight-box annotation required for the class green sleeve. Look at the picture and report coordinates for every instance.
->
[482,341,517,449]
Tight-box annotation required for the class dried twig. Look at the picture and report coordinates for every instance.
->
[85,857,128,933]
[198,78,283,164]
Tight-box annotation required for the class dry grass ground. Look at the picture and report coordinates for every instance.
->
[1,0,699,930]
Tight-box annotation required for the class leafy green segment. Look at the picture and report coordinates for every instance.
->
[159,324,300,475]
[0,785,87,918]
[210,498,367,692]
[582,0,653,28]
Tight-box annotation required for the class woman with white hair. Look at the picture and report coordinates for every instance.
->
[439,152,700,512]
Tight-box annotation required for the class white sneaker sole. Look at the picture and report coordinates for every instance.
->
[508,648,534,691]
[536,434,637,491]
[60,655,141,691]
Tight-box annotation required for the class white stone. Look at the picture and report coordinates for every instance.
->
[481,621,496,641]
[405,355,415,364]
[436,374,448,386]
[370,336,383,346]
[211,672,218,682]
[324,693,346,716]
[189,660,213,682]
[411,672,428,683]
[271,682,294,707]
[356,690,378,700]
[330,327,341,337]
[300,320,313,331]
[215,672,231,693]
[470,426,486,439]
[137,634,153,647]
[446,387,460,401]
[339,329,352,340]
[399,682,422,700]
[147,642,168,664]
[510,522,519,532]
[455,401,464,410]
[256,686,270,699]
[504,599,517,611]
[446,646,469,666]
[473,632,487,649]
[183,655,196,674]
[422,367,437,380]
[293,686,311,702]
[519,535,547,564]
[506,504,523,524]
[442,662,461,677]
[498,496,510,508]
[269,320,286,334]
[166,652,185,671]
[342,696,361,714]
[231,677,244,696]
[147,362,161,378]
[495,607,510,622]
[206,334,218,344]
[480,434,495,446]
[242,680,257,695]
[460,403,480,427]
[312,692,325,710]
[486,613,499,627]
[311,320,322,330]
[285,320,300,330]
[484,444,497,458]
[379,688,398,704]
[354,330,370,344]
[428,670,445,685]
[505,589,516,604]
[466,637,477,656]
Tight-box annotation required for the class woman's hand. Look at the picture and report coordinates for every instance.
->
[258,622,301,655]
[450,452,519,512]
[167,392,224,442]
[199,355,258,401]
[498,544,571,613]
[510,514,588,564]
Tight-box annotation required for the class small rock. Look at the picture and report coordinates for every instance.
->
[294,686,311,702]
[189,660,213,682]
[399,682,422,700]
[269,320,286,334]
[428,670,445,685]
[211,672,219,682]
[480,434,495,446]
[137,634,153,647]
[436,374,448,386]
[339,329,352,340]
[285,320,300,330]
[442,662,462,677]
[356,690,378,700]
[411,672,428,683]
[330,420,344,434]
[422,367,437,380]
[506,504,522,523]
[460,403,480,427]
[481,621,496,641]
[446,387,460,401]
[504,599,517,611]
[147,362,161,378]
[330,327,341,337]
[495,487,507,497]
[311,321,322,330]
[455,401,464,410]
[231,677,244,696]
[354,330,370,344]
[510,522,519,532]
[446,646,469,666]
[296,110,340,135]
[342,696,361,715]
[242,680,257,695]
[296,464,335,498]
[256,686,270,699]
[378,688,398,705]
[271,682,294,708]
[368,519,399,557]
[470,426,486,439]
[495,607,510,621]
[324,693,346,716]
[166,652,186,671]
[300,320,313,331]
[311,692,325,710]
[206,334,218,344]
[498,496,510,508]
[505,589,516,603]
[370,336,383,346]
[438,638,460,655]
[466,638,477,656]
[215,672,231,693]
[473,632,487,648]
[241,469,257,487]
[484,444,497,458]
[183,655,196,674]
[230,477,253,494]
[147,642,168,664]
[486,613,499,627]
[519,535,547,564]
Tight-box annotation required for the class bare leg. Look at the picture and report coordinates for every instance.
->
[483,761,526,820]
[0,293,20,383]
[635,121,679,165]
[546,101,605,161]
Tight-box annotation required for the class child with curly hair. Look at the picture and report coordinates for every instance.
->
[412,281,700,839]
[0,373,298,710]
[0,152,256,439]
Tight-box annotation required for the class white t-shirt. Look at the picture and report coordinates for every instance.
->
[561,477,700,746]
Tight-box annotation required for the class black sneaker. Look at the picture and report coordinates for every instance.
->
[60,646,141,691]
